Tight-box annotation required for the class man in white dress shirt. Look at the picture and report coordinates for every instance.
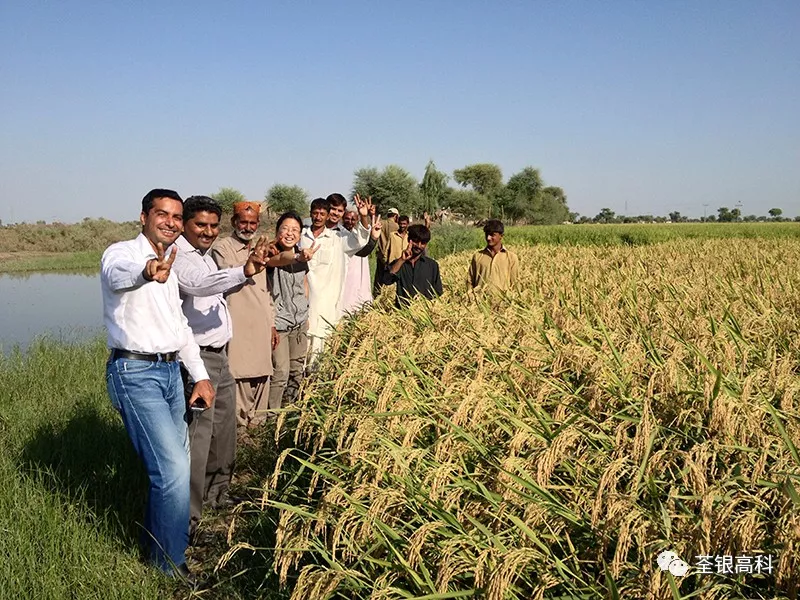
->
[299,194,372,363]
[171,196,273,541]
[101,189,215,581]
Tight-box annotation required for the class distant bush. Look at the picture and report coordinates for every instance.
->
[0,219,140,253]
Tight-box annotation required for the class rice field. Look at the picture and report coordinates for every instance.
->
[230,237,800,599]
[426,222,800,259]
[3,228,800,599]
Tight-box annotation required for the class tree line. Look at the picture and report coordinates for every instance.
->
[583,206,794,224]
[212,161,571,225]
[212,174,793,227]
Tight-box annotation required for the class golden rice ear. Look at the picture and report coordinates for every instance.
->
[241,239,800,600]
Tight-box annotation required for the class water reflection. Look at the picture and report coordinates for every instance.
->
[0,271,104,352]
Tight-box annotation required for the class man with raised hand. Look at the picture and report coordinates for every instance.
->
[170,195,274,541]
[101,188,214,582]
[210,201,301,428]
[300,194,372,364]
[385,223,443,308]
[341,207,382,313]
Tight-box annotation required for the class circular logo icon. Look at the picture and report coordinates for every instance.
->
[669,559,690,577]
[657,551,679,571]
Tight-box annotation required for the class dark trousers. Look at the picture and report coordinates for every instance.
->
[373,258,387,295]
[185,348,237,535]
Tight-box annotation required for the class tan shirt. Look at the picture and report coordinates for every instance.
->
[210,235,275,379]
[467,247,519,292]
[376,218,399,264]
[384,230,408,264]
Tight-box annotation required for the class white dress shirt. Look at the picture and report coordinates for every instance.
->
[300,222,370,339]
[100,233,209,382]
[171,235,246,349]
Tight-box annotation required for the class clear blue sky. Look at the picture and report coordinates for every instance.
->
[1,1,798,223]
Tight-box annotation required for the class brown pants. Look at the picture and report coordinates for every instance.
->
[235,376,270,428]
[268,322,309,409]
[185,348,236,535]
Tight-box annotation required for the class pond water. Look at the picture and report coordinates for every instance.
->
[0,271,104,352]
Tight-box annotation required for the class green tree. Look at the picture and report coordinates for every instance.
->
[452,164,503,196]
[265,184,309,216]
[595,208,616,224]
[352,165,420,216]
[769,207,783,220]
[440,187,489,221]
[500,167,543,223]
[419,160,449,214]
[669,211,682,222]
[539,185,570,224]
[717,207,733,222]
[214,187,247,214]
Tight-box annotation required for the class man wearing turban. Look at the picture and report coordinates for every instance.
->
[210,202,282,427]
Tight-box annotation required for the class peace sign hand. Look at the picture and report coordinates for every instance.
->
[245,236,270,276]
[297,243,319,262]
[401,242,413,261]
[144,243,177,283]
[370,213,383,240]
[353,194,373,218]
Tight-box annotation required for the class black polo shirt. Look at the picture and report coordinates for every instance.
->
[385,255,443,307]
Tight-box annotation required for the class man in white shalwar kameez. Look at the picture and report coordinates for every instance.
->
[341,209,381,313]
[300,194,373,363]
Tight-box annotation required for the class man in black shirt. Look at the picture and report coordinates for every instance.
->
[385,224,443,308]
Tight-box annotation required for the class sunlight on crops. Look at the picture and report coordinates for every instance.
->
[230,239,800,599]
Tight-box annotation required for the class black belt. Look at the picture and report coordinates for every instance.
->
[199,345,225,353]
[111,349,178,362]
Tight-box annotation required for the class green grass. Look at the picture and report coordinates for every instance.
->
[0,251,102,273]
[0,337,178,599]
[0,336,298,599]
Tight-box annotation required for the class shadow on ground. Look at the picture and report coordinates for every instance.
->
[187,419,296,599]
[19,398,148,548]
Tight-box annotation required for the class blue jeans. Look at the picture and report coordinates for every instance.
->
[106,356,190,572]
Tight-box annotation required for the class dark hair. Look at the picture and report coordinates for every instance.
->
[183,196,222,222]
[483,219,505,235]
[276,211,304,232]
[398,215,410,223]
[141,189,182,215]
[407,224,431,244]
[326,193,347,208]
[310,197,330,213]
